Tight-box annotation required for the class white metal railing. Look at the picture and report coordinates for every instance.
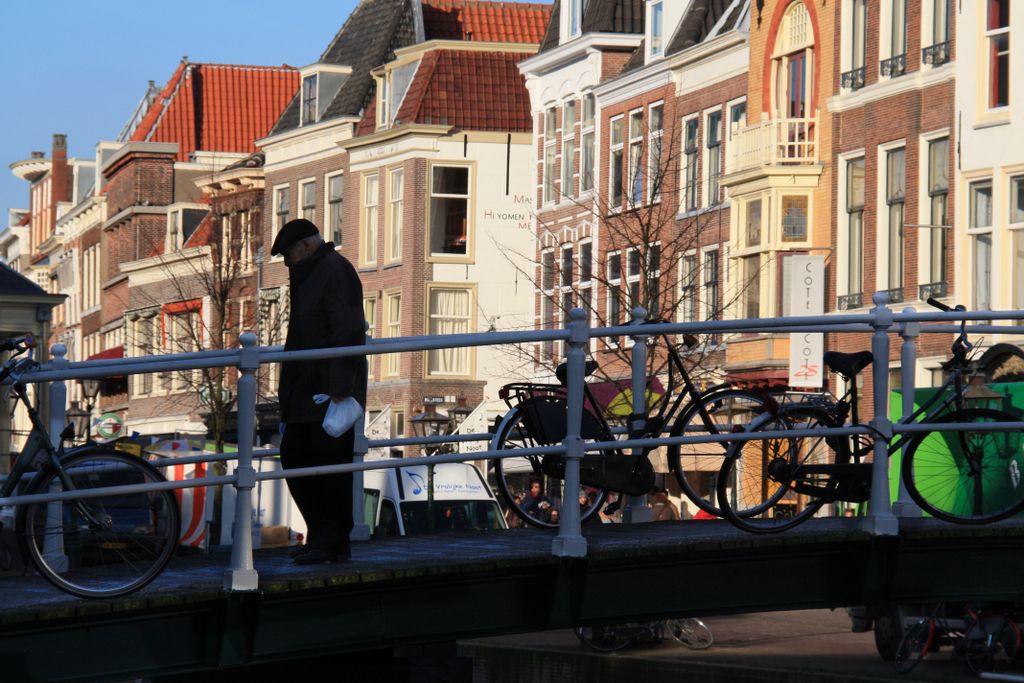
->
[729,114,818,173]
[6,292,1024,592]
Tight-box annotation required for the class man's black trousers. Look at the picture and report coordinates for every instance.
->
[279,422,353,553]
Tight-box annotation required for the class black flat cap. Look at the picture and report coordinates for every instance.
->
[270,218,319,256]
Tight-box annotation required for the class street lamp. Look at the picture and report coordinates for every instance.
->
[66,400,89,442]
[448,397,473,435]
[964,375,1005,411]
[411,403,451,456]
[79,378,101,440]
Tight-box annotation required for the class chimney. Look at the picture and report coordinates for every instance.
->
[30,151,44,159]
[51,133,70,204]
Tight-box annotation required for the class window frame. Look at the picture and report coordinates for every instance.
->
[428,163,473,261]
[609,114,625,210]
[581,93,596,194]
[561,100,577,200]
[649,0,665,58]
[543,106,557,204]
[300,178,316,223]
[425,283,475,378]
[363,296,377,380]
[627,108,645,206]
[272,184,290,257]
[681,115,699,212]
[648,102,664,203]
[326,172,344,247]
[382,290,401,378]
[385,166,404,264]
[361,173,379,267]
[301,74,318,126]
[986,0,1011,110]
[703,108,723,208]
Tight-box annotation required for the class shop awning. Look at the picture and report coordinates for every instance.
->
[87,345,124,361]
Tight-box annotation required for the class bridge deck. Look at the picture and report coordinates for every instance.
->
[2,518,1023,682]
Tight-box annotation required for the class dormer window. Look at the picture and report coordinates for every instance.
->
[650,1,664,57]
[569,0,583,38]
[298,63,352,127]
[301,75,318,126]
[378,75,390,128]
[166,205,207,251]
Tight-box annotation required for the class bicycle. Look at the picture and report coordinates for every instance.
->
[574,617,714,653]
[715,298,1024,533]
[894,602,1021,675]
[0,335,180,598]
[491,324,777,528]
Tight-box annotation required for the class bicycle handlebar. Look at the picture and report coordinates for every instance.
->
[0,334,35,353]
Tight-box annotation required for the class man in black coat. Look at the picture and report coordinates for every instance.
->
[271,218,367,564]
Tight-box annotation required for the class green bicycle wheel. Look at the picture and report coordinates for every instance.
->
[902,409,1024,524]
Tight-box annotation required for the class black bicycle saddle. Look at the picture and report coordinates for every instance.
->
[823,350,873,379]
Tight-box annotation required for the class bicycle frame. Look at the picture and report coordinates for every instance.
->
[496,331,727,461]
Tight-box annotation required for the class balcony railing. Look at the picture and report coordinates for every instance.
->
[919,282,948,301]
[880,53,907,78]
[840,67,866,91]
[881,287,904,304]
[922,41,951,67]
[729,115,818,174]
[836,293,864,311]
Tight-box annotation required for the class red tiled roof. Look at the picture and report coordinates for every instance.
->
[395,50,534,132]
[131,62,299,162]
[422,0,551,43]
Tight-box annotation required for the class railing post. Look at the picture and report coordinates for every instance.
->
[225,333,259,591]
[624,307,649,524]
[45,343,69,572]
[48,344,68,450]
[350,322,372,541]
[893,307,922,517]
[864,293,899,535]
[552,308,588,558]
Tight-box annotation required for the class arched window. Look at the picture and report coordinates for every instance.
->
[772,2,814,120]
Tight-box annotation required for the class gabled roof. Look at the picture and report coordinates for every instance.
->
[130,61,299,161]
[666,0,746,55]
[422,0,550,43]
[271,0,418,135]
[539,0,645,53]
[0,261,47,296]
[392,49,535,131]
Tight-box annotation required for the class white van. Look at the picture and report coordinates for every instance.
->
[363,462,508,537]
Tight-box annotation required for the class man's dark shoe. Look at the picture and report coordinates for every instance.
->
[288,545,311,559]
[293,547,341,565]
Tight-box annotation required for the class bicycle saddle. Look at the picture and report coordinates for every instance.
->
[555,359,599,386]
[823,350,873,379]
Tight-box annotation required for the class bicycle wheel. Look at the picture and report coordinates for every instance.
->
[666,617,714,649]
[902,409,1024,524]
[894,618,934,673]
[668,388,772,516]
[965,614,1021,675]
[716,406,838,533]
[493,405,606,529]
[18,448,180,598]
[574,625,632,652]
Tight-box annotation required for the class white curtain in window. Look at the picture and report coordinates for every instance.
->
[429,289,470,374]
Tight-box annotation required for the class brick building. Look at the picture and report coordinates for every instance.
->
[827,0,956,405]
[259,0,550,446]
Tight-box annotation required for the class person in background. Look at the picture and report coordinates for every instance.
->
[650,488,680,521]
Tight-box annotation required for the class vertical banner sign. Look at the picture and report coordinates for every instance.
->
[788,255,825,388]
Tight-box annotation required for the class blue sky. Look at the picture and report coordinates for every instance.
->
[0,0,359,220]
